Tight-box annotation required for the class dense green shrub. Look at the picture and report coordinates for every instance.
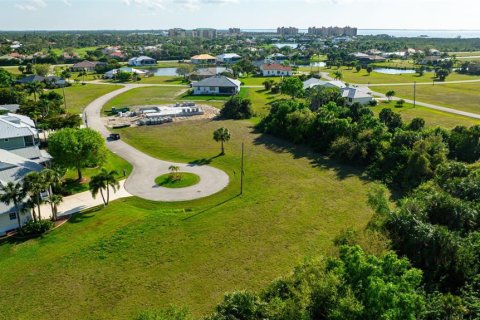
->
[22,220,54,235]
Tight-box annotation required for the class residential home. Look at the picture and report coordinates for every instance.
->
[189,67,232,80]
[16,75,45,84]
[216,53,241,64]
[0,105,20,114]
[260,63,292,77]
[191,54,217,65]
[104,67,148,79]
[192,75,241,96]
[0,150,43,236]
[128,56,156,66]
[341,87,374,105]
[303,78,347,90]
[265,53,288,63]
[71,60,105,72]
[109,51,126,60]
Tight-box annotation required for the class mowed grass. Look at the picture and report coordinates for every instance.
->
[371,82,480,115]
[371,101,480,129]
[155,172,200,188]
[0,119,378,319]
[329,67,480,84]
[137,76,185,85]
[52,84,123,115]
[63,150,133,194]
[0,65,22,75]
[103,86,187,114]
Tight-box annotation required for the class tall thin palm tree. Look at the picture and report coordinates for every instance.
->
[41,168,63,219]
[23,172,45,221]
[89,169,119,206]
[47,194,63,221]
[168,165,181,181]
[213,127,232,155]
[0,182,26,235]
[24,82,44,102]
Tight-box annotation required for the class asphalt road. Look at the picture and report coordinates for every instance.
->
[83,84,230,202]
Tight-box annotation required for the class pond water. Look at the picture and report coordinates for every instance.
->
[374,68,416,75]
[148,67,179,76]
[310,62,326,67]
[274,43,298,49]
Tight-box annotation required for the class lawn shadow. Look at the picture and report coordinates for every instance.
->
[251,128,371,182]
[188,153,223,166]
[182,194,241,221]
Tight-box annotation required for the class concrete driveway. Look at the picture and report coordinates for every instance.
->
[83,84,230,202]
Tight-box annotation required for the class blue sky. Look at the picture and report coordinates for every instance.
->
[0,0,479,30]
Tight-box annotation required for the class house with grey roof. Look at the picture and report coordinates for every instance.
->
[216,53,241,64]
[128,56,156,66]
[16,75,45,84]
[189,67,233,80]
[192,75,241,96]
[0,149,43,235]
[341,87,374,105]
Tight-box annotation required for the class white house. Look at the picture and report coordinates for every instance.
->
[341,87,374,105]
[128,56,156,66]
[192,75,241,96]
[260,63,292,77]
[216,53,241,64]
[303,78,346,90]
[104,67,148,79]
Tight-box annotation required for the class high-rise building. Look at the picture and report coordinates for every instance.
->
[229,28,241,35]
[277,26,299,36]
[168,28,187,38]
[308,26,357,37]
[192,28,217,39]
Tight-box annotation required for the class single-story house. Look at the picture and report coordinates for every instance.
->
[104,67,148,79]
[71,60,106,72]
[192,75,241,96]
[191,54,217,65]
[45,76,67,88]
[0,105,20,114]
[16,75,45,84]
[265,53,288,62]
[341,87,374,105]
[216,53,242,64]
[189,67,233,80]
[128,56,156,66]
[303,78,347,90]
[260,63,292,77]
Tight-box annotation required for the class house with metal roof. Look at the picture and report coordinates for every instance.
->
[192,75,241,96]
[216,53,241,64]
[128,56,156,66]
[341,87,374,105]
[16,75,45,84]
[189,67,233,80]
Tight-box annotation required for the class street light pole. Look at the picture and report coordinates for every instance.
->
[240,142,245,195]
[413,81,416,108]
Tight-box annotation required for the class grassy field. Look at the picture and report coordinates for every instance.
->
[53,84,123,115]
[103,86,188,114]
[370,59,417,69]
[0,119,379,319]
[63,150,133,194]
[328,67,480,84]
[371,101,480,129]
[0,65,22,75]
[51,46,98,58]
[240,76,280,86]
[139,76,185,84]
[450,51,480,57]
[155,172,200,188]
[371,82,480,115]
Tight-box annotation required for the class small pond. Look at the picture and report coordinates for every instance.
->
[374,68,416,75]
[274,43,298,49]
[310,62,326,67]
[148,67,179,76]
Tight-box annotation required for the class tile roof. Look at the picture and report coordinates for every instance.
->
[191,54,216,60]
[192,75,241,88]
[261,63,292,71]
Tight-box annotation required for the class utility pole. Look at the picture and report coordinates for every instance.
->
[62,85,67,110]
[240,142,245,195]
[413,81,416,108]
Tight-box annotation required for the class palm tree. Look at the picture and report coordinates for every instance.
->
[24,82,44,102]
[46,194,63,221]
[213,127,232,155]
[22,172,46,221]
[168,165,181,181]
[0,182,26,235]
[386,90,396,101]
[333,70,343,80]
[89,169,119,206]
[41,169,63,219]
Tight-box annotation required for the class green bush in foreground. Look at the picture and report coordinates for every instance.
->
[22,220,54,235]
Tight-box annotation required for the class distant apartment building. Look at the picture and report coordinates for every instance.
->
[308,26,357,37]
[277,26,299,36]
[168,28,187,38]
[192,28,217,39]
[229,28,241,35]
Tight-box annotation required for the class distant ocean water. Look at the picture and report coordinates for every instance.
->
[242,29,480,38]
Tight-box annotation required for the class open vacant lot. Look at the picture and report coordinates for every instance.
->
[0,119,378,319]
[53,84,123,114]
[329,67,480,84]
[371,82,480,115]
[371,101,480,128]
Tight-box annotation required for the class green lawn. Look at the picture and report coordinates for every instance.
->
[450,51,480,57]
[0,119,380,319]
[371,82,480,115]
[53,84,123,115]
[0,65,22,75]
[155,172,200,188]
[62,150,132,194]
[103,86,187,114]
[138,76,185,85]
[329,67,480,84]
[371,101,480,129]
[370,59,417,69]
[240,76,280,86]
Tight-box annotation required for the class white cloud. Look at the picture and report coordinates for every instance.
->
[15,0,47,11]
[122,0,166,10]
[63,0,72,6]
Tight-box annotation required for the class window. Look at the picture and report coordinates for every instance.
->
[9,212,16,220]
[4,139,8,142]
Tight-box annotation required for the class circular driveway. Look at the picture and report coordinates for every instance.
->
[83,84,230,202]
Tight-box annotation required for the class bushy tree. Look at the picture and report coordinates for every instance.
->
[48,128,107,180]
[280,77,303,99]
[220,96,253,119]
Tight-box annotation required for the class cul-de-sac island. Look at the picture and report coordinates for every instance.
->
[1,1,480,319]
